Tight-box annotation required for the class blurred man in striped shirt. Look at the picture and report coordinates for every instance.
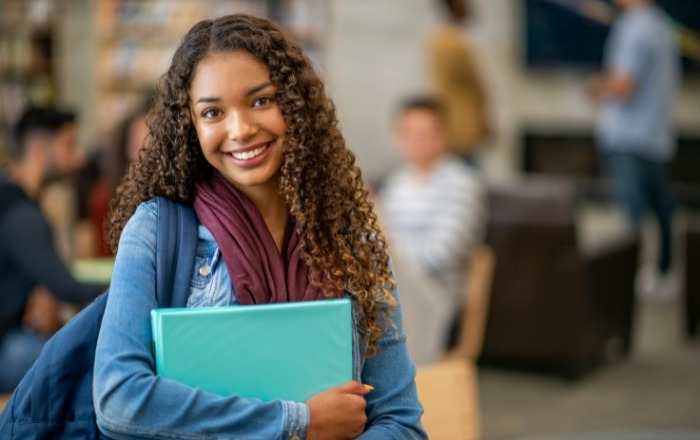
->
[377,97,486,364]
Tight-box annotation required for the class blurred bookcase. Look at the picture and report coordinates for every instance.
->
[92,0,329,137]
[0,0,58,167]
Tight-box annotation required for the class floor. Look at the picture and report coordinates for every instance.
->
[478,209,700,440]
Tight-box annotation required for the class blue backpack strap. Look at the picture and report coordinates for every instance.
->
[0,197,198,438]
[155,197,198,308]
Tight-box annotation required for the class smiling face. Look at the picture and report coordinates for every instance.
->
[189,50,287,196]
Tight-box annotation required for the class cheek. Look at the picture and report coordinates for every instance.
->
[276,115,288,135]
[429,135,444,151]
[193,124,218,149]
[56,145,72,165]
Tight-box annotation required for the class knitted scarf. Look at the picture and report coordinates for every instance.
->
[193,172,327,304]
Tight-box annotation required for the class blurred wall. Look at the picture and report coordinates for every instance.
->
[56,0,700,181]
[326,0,437,182]
[57,0,96,151]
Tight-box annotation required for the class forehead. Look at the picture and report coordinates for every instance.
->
[54,123,77,140]
[398,108,442,127]
[190,51,271,97]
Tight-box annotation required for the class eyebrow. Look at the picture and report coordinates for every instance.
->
[194,82,274,105]
[195,96,221,104]
[244,81,273,96]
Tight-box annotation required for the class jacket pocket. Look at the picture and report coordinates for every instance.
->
[187,246,220,307]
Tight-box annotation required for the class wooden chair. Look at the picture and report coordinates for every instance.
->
[415,358,480,440]
[414,246,494,439]
[445,245,496,361]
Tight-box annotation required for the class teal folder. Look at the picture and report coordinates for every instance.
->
[151,298,352,402]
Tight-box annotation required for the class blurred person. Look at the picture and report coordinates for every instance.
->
[586,0,680,301]
[75,102,150,257]
[0,107,104,392]
[376,97,486,365]
[427,0,490,160]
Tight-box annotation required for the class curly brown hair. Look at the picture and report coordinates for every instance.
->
[107,14,395,357]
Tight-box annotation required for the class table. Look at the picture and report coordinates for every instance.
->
[72,257,115,284]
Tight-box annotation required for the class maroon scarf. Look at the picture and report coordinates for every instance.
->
[193,172,327,304]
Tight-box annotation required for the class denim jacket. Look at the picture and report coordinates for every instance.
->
[93,200,427,439]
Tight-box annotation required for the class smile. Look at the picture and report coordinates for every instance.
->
[229,142,271,161]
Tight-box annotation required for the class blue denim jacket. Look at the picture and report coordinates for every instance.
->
[93,200,426,439]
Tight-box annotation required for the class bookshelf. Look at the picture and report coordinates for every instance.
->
[0,0,58,166]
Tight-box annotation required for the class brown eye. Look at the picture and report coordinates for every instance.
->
[253,96,273,107]
[202,108,222,118]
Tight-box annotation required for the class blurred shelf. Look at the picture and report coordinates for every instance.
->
[92,0,330,136]
[0,0,58,154]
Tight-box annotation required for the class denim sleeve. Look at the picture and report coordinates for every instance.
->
[359,281,427,439]
[93,200,308,440]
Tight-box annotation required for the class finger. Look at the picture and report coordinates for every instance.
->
[335,381,367,395]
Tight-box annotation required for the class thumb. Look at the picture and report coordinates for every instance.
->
[335,381,369,396]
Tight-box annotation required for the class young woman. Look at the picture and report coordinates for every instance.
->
[93,14,426,440]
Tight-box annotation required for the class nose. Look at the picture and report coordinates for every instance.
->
[227,109,258,142]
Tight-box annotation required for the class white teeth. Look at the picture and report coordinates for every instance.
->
[230,144,269,160]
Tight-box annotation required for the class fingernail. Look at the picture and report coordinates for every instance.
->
[363,384,374,391]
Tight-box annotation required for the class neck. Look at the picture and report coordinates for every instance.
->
[8,162,43,199]
[414,155,443,176]
[238,179,288,253]
[254,189,287,229]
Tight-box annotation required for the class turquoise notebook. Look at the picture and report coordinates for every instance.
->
[151,298,352,403]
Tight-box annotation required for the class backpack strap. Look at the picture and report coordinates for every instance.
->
[155,197,198,308]
[0,197,199,434]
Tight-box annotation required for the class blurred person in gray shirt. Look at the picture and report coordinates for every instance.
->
[587,0,680,301]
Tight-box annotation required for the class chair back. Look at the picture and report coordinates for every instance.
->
[445,245,495,361]
[415,358,480,440]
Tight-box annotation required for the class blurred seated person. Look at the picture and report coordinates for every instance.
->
[375,96,486,365]
[75,102,150,257]
[0,107,105,392]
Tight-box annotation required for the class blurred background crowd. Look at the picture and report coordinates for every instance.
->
[1,0,699,438]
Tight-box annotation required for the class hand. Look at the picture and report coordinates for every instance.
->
[585,75,605,104]
[22,285,61,337]
[306,381,370,440]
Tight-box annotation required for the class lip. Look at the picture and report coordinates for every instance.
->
[224,140,276,168]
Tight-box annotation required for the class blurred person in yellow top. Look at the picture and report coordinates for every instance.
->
[427,0,490,160]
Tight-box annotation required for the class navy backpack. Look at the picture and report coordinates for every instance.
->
[0,198,198,439]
